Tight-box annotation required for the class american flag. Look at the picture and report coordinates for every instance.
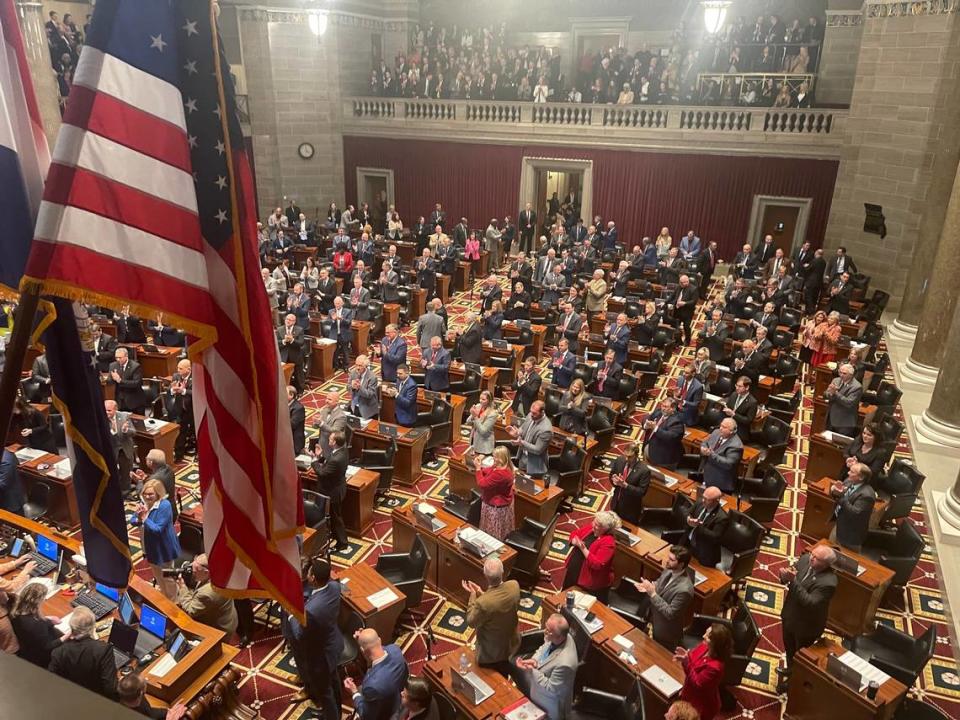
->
[23,0,303,615]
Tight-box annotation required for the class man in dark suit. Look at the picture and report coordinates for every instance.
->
[375,324,407,383]
[416,248,438,300]
[49,606,117,699]
[604,313,632,365]
[310,431,349,550]
[698,419,744,493]
[386,364,419,427]
[674,364,704,426]
[609,444,650,524]
[753,234,776,265]
[347,276,372,321]
[108,347,146,414]
[277,313,308,390]
[699,240,719,297]
[732,243,759,280]
[288,386,306,456]
[429,202,446,230]
[677,486,729,568]
[792,241,813,278]
[556,302,583,354]
[91,324,118,373]
[550,339,577,389]
[670,275,698,345]
[422,336,450,391]
[284,558,344,717]
[457,313,483,365]
[827,271,853,315]
[344,629,409,720]
[826,246,857,280]
[731,339,765,387]
[105,400,136,496]
[593,349,623,399]
[452,217,469,247]
[519,202,536,253]
[830,463,877,551]
[752,302,779,336]
[479,275,503,314]
[326,298,354,371]
[723,375,759,442]
[803,248,827,314]
[778,545,838,687]
[0,449,24,515]
[512,357,542,415]
[643,397,685,469]
[163,358,194,461]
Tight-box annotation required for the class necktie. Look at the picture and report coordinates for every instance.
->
[734,394,744,411]
[713,435,724,451]
[680,381,688,401]
[562,315,571,331]
[352,289,359,303]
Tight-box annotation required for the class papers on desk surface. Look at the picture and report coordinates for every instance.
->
[693,570,708,586]
[148,652,178,677]
[503,698,547,720]
[315,338,336,345]
[46,458,72,479]
[345,465,361,478]
[839,650,891,692]
[572,607,604,634]
[821,430,855,445]
[55,611,74,635]
[641,665,683,698]
[25,576,60,599]
[457,526,505,554]
[703,392,722,403]
[14,447,47,463]
[366,588,400,609]
[570,591,596,611]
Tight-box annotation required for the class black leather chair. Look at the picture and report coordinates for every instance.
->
[638,493,695,539]
[892,698,951,720]
[750,415,791,470]
[877,457,925,497]
[697,402,726,431]
[779,306,802,332]
[719,510,765,593]
[862,381,902,410]
[573,362,595,388]
[357,440,396,496]
[560,605,594,681]
[587,403,616,456]
[606,578,650,630]
[770,329,794,352]
[772,353,800,378]
[710,372,734,398]
[860,519,924,587]
[414,398,453,456]
[632,350,663,396]
[21,480,51,522]
[650,327,676,356]
[569,679,645,720]
[843,623,936,688]
[544,385,564,421]
[448,368,481,417]
[375,534,431,615]
[489,350,517,385]
[731,322,753,342]
[546,439,587,502]
[767,388,802,425]
[434,693,458,720]
[867,352,891,392]
[444,489,482,527]
[302,489,331,557]
[615,373,639,408]
[337,608,365,669]
[175,521,205,564]
[878,491,918,527]
[504,514,559,587]
[740,467,787,525]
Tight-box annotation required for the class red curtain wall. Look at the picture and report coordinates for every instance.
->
[342,137,839,259]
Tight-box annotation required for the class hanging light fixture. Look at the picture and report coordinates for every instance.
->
[307,9,328,36]
[702,0,732,35]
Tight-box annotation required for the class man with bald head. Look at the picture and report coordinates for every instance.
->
[165,358,194,461]
[604,312,631,365]
[457,312,483,366]
[507,400,553,478]
[697,417,744,493]
[464,557,521,675]
[108,346,146,414]
[675,486,729,568]
[278,312,308,388]
[105,399,136,495]
[778,544,838,688]
[344,628,408,720]
[374,323,406,382]
[515,613,578,720]
[825,362,863,437]
[312,391,346,457]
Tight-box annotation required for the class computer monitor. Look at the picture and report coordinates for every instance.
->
[35,534,58,562]
[119,593,137,625]
[95,583,121,602]
[108,620,138,655]
[167,631,189,661]
[139,605,167,640]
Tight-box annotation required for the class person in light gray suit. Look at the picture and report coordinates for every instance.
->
[347,355,381,420]
[416,305,446,352]
[465,391,498,454]
[485,220,503,268]
[515,613,578,720]
[633,545,695,650]
[312,391,347,457]
[506,401,553,478]
[698,418,744,494]
[541,265,567,307]
[829,463,877,552]
[825,363,863,437]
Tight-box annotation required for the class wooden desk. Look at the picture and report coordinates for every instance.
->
[382,303,401,329]
[290,246,316,267]
[806,432,848,486]
[349,421,428,486]
[0,510,237,710]
[494,410,599,487]
[437,274,451,306]
[435,524,517,607]
[338,563,406,642]
[409,288,427,322]
[454,261,472,292]
[130,415,180,469]
[811,539,896,638]
[610,520,669,583]
[682,426,759,478]
[478,250,489,277]
[501,321,547,361]
[351,321,371,361]
[380,387,466,443]
[644,544,732,621]
[446,453,565,526]
[395,240,417,267]
[812,397,876,436]
[800,477,888,545]
[785,640,907,720]
[424,646,524,720]
[813,363,836,397]
[449,363,499,397]
[481,341,525,383]
[7,445,79,530]
[581,336,653,366]
[543,588,636,645]
[344,469,379,536]
[310,339,336,381]
[283,362,294,386]
[123,345,181,379]
[391,506,465,593]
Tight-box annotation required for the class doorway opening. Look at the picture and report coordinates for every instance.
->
[534,169,585,235]
[355,167,395,231]
[519,157,594,243]
[746,195,812,254]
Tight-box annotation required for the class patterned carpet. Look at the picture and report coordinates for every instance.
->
[140,272,959,719]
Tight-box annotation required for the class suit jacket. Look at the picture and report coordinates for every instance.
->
[732,251,759,279]
[753,311,778,335]
[277,324,307,363]
[164,371,193,422]
[289,400,306,455]
[459,322,483,365]
[314,404,347,457]
[312,447,348,502]
[416,312,446,350]
[635,312,661,346]
[763,256,792,279]
[684,500,729,568]
[557,312,583,353]
[108,359,146,411]
[724,391,759,441]
[107,411,136,461]
[645,410,685,468]
[49,637,117,699]
[609,457,651,525]
[349,368,381,419]
[347,286,372,320]
[648,568,695,649]
[680,235,701,258]
[671,284,698,320]
[466,580,521,664]
[511,371,542,415]
[585,279,607,312]
[605,324,631,365]
[178,581,239,635]
[422,347,451,391]
[550,349,577,388]
[326,307,354,342]
[354,644,408,720]
[826,377,862,432]
[287,292,311,329]
[754,242,776,265]
[827,279,853,315]
[517,414,553,476]
[781,553,838,643]
[93,333,118,372]
[480,285,503,314]
[393,377,419,426]
[594,361,622,399]
[285,582,344,671]
[379,336,407,383]
[833,480,877,550]
[526,635,578,720]
[482,312,503,341]
[699,430,744,493]
[519,209,537,236]
[378,270,400,303]
[826,255,857,279]
[676,376,704,426]
[0,450,24,515]
[732,349,765,386]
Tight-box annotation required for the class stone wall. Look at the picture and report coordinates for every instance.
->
[816,10,862,105]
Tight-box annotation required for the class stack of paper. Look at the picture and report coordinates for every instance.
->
[641,665,683,697]
[148,653,178,677]
[345,465,361,478]
[839,650,890,692]
[502,699,546,720]
[571,591,596,611]
[367,588,399,609]
[47,458,72,479]
[55,611,74,635]
[14,447,46,463]
[693,570,708,586]
[573,608,604,634]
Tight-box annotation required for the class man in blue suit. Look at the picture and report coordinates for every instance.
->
[421,336,450,391]
[674,365,704,426]
[679,230,701,260]
[389,364,419,427]
[286,282,311,330]
[697,418,744,494]
[344,628,408,720]
[550,339,577,388]
[602,221,619,250]
[604,313,632,366]
[643,397,686,469]
[375,324,407,383]
[326,296,354,371]
[0,449,24,515]
[284,558,344,719]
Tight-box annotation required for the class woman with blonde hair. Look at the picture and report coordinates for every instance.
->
[11,583,64,666]
[655,227,673,260]
[466,390,498,454]
[473,445,515,540]
[799,310,826,364]
[811,311,843,367]
[563,510,621,602]
[136,478,181,599]
[559,378,591,435]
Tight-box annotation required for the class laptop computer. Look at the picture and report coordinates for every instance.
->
[134,604,168,657]
[450,667,495,705]
[72,582,121,620]
[826,652,862,692]
[25,534,60,576]
[108,620,139,669]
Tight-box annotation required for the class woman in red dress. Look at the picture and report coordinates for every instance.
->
[674,623,732,720]
[562,510,620,602]
[474,446,515,541]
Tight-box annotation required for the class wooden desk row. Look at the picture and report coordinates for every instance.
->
[494,409,600,487]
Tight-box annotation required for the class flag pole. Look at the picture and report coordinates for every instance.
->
[0,289,41,443]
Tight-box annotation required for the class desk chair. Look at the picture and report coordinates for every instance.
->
[375,535,430,619]
[860,519,924,588]
[862,381,902,410]
[488,349,517,386]
[448,368,481,415]
[750,415,790,471]
[337,609,365,673]
[893,698,951,720]
[731,322,753,342]
[876,458,924,498]
[767,388,801,426]
[570,680,645,720]
[739,467,787,525]
[560,606,593,690]
[710,372,734,398]
[573,362,595,389]
[544,385,564,421]
[779,306,802,332]
[615,373,639,410]
[586,403,616,456]
[843,623,936,688]
[866,352,891,392]
[302,490,331,557]
[697,402,727,432]
[434,693,458,720]
[546,439,587,507]
[504,514,558,587]
[357,440,396,497]
[414,398,453,460]
[638,493,696,540]
[719,510,765,599]
[606,578,650,631]
[21,481,50,522]
[175,522,205,565]
[443,489,481,527]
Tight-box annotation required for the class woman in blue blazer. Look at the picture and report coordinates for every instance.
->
[137,478,180,600]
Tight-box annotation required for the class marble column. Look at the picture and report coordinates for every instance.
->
[15,1,61,148]
[915,297,960,450]
[937,467,960,536]
[901,159,960,387]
